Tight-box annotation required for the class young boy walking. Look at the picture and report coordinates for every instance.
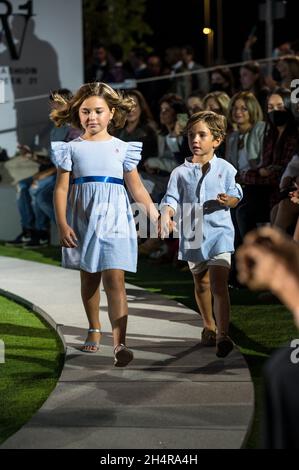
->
[160,111,243,357]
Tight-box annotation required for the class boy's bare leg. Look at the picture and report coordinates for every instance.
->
[80,269,102,350]
[193,269,216,331]
[209,265,230,338]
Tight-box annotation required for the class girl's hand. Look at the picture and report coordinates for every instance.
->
[58,224,78,248]
[159,213,177,239]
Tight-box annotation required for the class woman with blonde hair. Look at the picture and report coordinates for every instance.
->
[226,91,265,173]
[203,91,230,118]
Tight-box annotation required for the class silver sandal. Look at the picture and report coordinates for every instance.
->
[81,328,101,353]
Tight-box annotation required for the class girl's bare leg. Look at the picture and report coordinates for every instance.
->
[80,269,102,351]
[101,269,129,348]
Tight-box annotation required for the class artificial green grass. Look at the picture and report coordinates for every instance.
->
[0,242,298,448]
[0,294,64,444]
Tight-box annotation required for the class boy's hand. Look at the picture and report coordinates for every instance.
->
[217,193,230,205]
[58,224,78,248]
[217,193,239,208]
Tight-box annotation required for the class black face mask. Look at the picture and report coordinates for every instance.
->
[210,82,226,92]
[268,110,290,127]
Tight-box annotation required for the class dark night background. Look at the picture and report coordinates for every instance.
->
[143,0,299,64]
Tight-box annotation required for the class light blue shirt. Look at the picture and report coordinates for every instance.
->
[160,155,243,262]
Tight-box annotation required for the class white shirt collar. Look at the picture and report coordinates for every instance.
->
[184,154,217,168]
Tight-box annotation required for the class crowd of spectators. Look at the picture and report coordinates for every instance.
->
[86,42,299,270]
[4,41,299,271]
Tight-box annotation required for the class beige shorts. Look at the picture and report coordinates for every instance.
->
[188,252,231,274]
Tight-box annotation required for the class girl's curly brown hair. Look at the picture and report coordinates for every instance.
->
[50,82,136,132]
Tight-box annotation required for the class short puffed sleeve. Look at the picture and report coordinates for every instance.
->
[51,141,72,171]
[123,141,143,172]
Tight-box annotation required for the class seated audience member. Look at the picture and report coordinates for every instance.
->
[181,45,209,97]
[141,93,190,202]
[275,55,299,90]
[114,89,158,170]
[239,61,270,114]
[237,88,298,239]
[6,89,81,248]
[271,154,299,236]
[138,94,190,257]
[203,91,231,157]
[186,93,204,116]
[210,67,235,97]
[226,91,265,174]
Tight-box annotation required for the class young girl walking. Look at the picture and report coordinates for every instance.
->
[160,111,243,357]
[50,82,159,367]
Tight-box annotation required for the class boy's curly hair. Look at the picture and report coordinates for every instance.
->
[186,110,227,141]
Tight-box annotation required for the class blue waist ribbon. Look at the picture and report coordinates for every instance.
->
[72,176,124,185]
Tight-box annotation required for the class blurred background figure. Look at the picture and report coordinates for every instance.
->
[114,89,158,170]
[181,45,209,97]
[5,88,81,248]
[186,93,204,116]
[85,43,109,82]
[210,67,235,97]
[239,61,270,114]
[236,88,298,240]
[236,226,299,449]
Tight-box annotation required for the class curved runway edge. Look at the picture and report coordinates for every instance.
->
[0,256,254,449]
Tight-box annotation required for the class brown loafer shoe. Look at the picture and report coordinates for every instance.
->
[201,328,216,346]
[216,335,234,358]
[114,344,134,367]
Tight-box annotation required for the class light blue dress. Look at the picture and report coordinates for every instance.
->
[51,136,142,273]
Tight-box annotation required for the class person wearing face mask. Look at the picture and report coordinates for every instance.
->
[210,68,235,97]
[237,88,298,239]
